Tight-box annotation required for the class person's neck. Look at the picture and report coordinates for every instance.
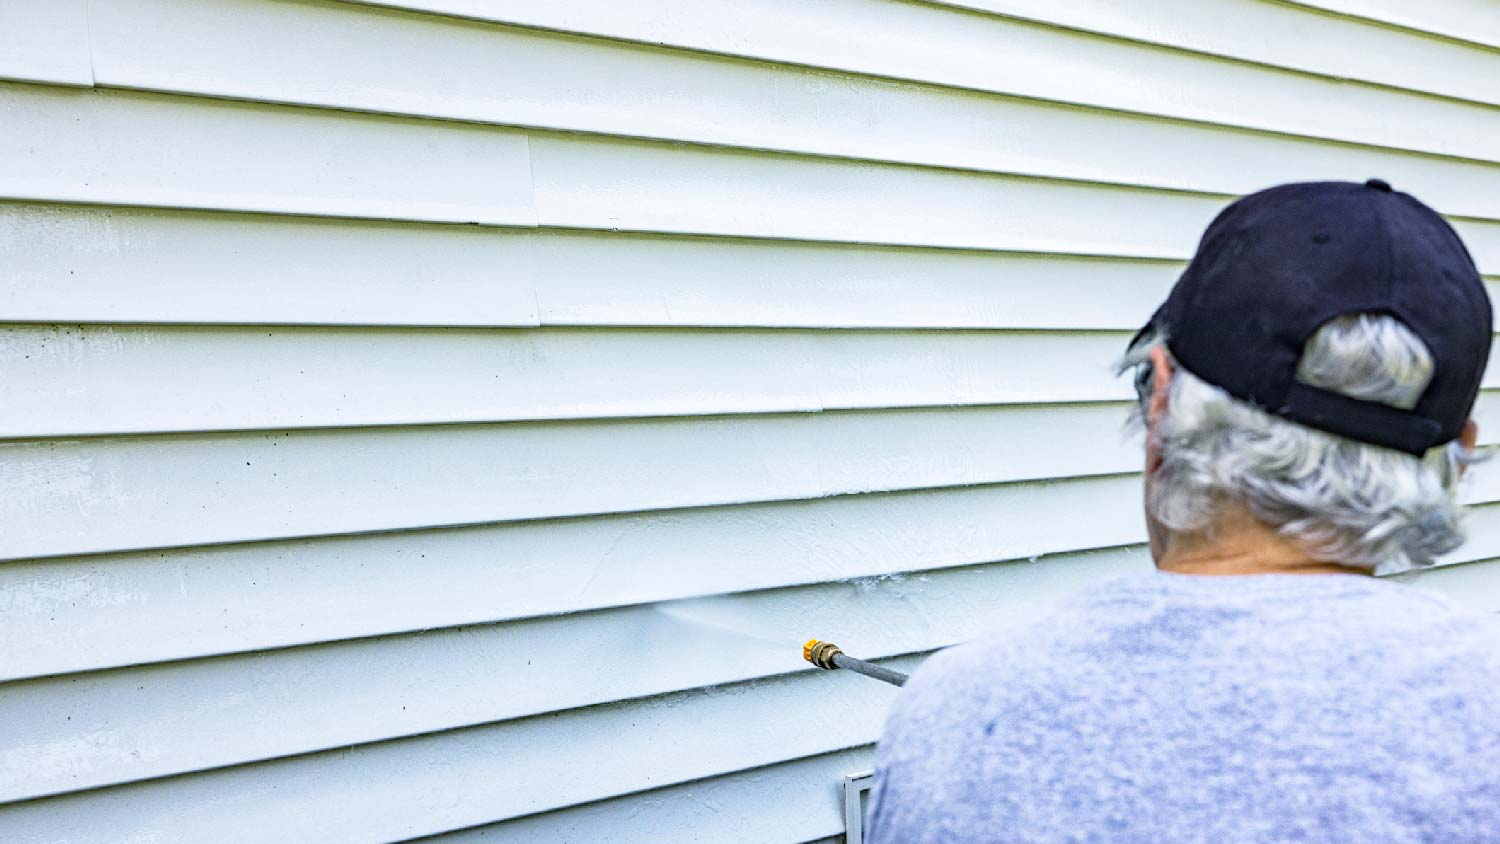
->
[1155,506,1372,577]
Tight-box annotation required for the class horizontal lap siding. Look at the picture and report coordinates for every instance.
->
[0,405,1139,560]
[1,547,1139,805]
[1283,0,1500,50]
[5,486,1499,684]
[406,748,879,844]
[74,0,1500,216]
[0,474,1149,683]
[0,654,923,844]
[336,0,1500,162]
[0,0,91,86]
[0,85,536,224]
[1,325,1137,436]
[7,204,1500,329]
[927,0,1500,107]
[2,1,1499,842]
[11,83,1500,262]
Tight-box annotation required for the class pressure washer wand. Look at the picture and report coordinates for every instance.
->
[803,639,908,687]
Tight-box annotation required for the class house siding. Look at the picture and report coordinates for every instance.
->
[1,1,1498,841]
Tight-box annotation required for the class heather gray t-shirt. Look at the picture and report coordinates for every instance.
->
[867,572,1500,844]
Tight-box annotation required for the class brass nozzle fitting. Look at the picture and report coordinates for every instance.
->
[803,638,844,670]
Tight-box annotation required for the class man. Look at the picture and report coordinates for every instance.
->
[866,180,1500,843]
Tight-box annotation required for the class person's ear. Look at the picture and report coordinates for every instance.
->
[1147,345,1174,427]
[1459,418,1479,478]
[1144,345,1175,473]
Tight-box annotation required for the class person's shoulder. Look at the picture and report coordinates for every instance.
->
[876,631,1033,760]
[1371,576,1480,614]
[1423,596,1500,664]
[903,573,1154,678]
[1364,579,1500,682]
[1375,578,1500,638]
[875,582,1123,772]
[888,585,1104,716]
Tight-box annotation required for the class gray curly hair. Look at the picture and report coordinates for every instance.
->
[1119,314,1480,575]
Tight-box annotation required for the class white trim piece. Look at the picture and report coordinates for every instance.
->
[844,771,876,844]
[414,748,876,844]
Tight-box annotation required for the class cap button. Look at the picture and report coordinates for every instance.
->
[1365,178,1393,192]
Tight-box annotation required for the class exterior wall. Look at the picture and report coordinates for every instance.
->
[1,1,1498,841]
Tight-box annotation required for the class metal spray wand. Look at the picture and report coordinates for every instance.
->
[803,639,909,687]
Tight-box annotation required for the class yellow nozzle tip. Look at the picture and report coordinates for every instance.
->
[804,639,843,669]
[803,639,822,663]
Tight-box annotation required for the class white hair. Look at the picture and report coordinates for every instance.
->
[1120,314,1480,575]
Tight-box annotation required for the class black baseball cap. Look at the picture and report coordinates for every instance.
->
[1134,179,1492,457]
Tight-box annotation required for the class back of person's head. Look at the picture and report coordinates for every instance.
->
[1121,315,1477,575]
[1118,180,1493,575]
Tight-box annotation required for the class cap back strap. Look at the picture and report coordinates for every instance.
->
[1279,381,1444,457]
